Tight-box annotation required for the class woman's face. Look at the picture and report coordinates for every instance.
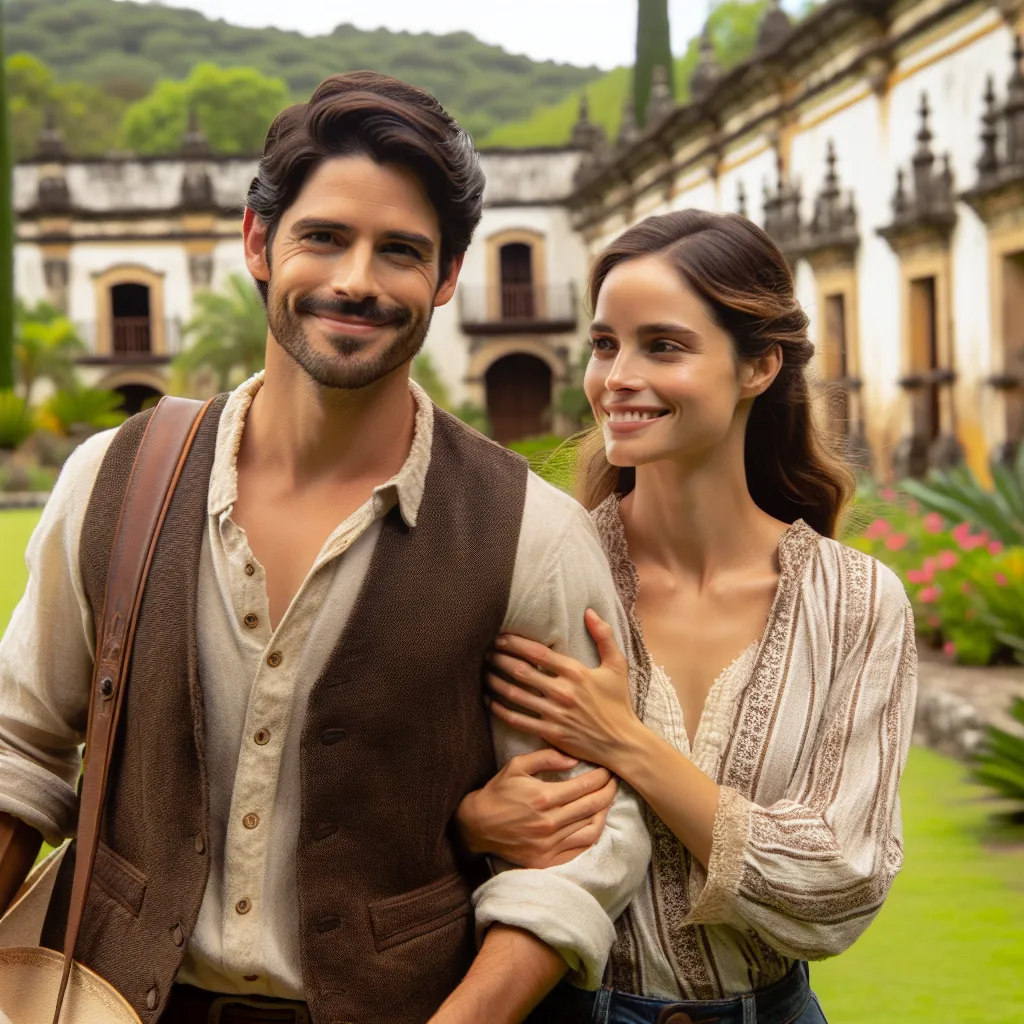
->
[584,254,758,470]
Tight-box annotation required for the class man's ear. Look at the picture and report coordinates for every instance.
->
[243,208,271,285]
[740,344,783,399]
[433,253,465,308]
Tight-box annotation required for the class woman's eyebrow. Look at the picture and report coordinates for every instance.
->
[637,321,697,336]
[589,321,616,334]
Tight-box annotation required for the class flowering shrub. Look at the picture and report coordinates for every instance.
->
[849,490,1024,665]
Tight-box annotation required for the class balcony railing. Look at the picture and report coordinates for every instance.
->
[458,282,577,334]
[73,318,182,364]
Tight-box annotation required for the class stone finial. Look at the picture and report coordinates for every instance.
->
[757,0,792,53]
[737,180,748,218]
[616,93,639,148]
[809,140,859,247]
[180,105,210,158]
[911,92,936,201]
[978,75,1000,183]
[1006,35,1024,166]
[690,20,722,102]
[892,167,907,216]
[570,92,607,153]
[36,104,67,160]
[646,65,675,126]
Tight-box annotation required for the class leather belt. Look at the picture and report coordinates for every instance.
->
[163,984,311,1023]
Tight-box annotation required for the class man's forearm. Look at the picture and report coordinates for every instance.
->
[0,811,43,915]
[428,924,567,1024]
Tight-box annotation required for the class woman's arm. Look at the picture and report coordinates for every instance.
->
[488,571,918,959]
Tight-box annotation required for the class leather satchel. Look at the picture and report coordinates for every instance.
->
[0,395,214,1024]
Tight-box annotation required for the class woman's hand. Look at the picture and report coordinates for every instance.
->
[456,748,618,868]
[485,609,645,772]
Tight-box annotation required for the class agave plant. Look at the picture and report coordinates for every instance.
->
[0,389,31,450]
[901,449,1024,546]
[971,698,1024,812]
[42,386,126,437]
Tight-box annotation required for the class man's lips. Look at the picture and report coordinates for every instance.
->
[310,312,393,335]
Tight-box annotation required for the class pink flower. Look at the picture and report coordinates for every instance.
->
[865,519,892,539]
[952,522,973,547]
[885,533,908,551]
[936,550,958,570]
[881,487,896,502]
[908,500,920,514]
[924,513,944,534]
[943,640,957,659]
[907,569,927,584]
[918,586,940,604]
[927,614,941,628]
[994,572,1009,587]
[989,541,1004,555]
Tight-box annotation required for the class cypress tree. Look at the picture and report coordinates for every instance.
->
[0,0,13,389]
[633,0,674,129]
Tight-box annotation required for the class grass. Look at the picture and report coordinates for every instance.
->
[1,510,1022,1019]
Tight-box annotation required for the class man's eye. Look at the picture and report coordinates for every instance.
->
[303,231,334,245]
[651,339,682,353]
[382,242,421,259]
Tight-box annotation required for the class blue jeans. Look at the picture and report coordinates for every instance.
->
[530,963,827,1024]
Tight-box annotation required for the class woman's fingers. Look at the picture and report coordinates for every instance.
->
[492,634,578,678]
[487,695,556,741]
[487,672,552,717]
[508,748,579,776]
[584,609,628,671]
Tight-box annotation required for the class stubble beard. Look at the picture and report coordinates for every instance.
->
[267,281,432,391]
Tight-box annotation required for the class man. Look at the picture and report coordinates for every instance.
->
[0,72,648,1023]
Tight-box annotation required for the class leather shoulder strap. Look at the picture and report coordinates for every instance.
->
[53,395,215,1023]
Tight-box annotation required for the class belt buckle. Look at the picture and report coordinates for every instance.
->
[207,994,311,1024]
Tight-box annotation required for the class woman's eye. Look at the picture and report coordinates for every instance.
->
[589,336,615,353]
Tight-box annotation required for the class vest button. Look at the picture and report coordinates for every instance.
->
[242,812,260,830]
[99,676,113,698]
[267,651,283,668]
[146,986,158,1010]
[236,898,252,915]
[320,727,347,745]
[243,613,259,629]
[313,822,337,840]
[194,833,205,855]
[170,922,184,947]
[254,728,271,746]
[316,915,341,933]
[244,974,259,982]
[244,563,255,576]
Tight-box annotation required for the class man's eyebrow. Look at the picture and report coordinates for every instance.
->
[289,218,435,252]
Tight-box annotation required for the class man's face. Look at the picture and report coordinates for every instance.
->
[243,153,460,390]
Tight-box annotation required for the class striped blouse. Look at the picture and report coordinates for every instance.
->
[592,497,918,999]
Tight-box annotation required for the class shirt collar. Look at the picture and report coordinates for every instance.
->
[207,371,434,528]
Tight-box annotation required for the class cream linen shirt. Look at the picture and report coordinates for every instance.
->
[0,375,650,995]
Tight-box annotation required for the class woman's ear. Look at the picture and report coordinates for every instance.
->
[740,345,783,399]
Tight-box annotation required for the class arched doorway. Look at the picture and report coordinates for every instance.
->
[113,383,163,415]
[499,242,534,320]
[110,283,152,354]
[485,353,552,443]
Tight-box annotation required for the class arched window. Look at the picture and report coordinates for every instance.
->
[498,242,534,319]
[110,283,152,354]
[485,353,552,443]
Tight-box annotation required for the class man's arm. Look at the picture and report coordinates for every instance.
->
[0,431,113,902]
[471,483,651,990]
[429,926,565,1024]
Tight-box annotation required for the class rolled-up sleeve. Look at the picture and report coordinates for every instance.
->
[685,564,918,960]
[0,430,114,844]
[472,482,651,988]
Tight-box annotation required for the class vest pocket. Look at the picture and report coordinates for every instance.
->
[91,841,148,918]
[369,871,472,952]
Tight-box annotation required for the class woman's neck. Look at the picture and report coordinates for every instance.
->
[621,446,785,584]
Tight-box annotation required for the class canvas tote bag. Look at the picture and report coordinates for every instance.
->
[0,395,214,1024]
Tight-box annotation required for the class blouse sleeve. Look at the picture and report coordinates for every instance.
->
[685,562,918,960]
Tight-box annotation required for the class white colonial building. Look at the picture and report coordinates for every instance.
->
[13,0,1024,477]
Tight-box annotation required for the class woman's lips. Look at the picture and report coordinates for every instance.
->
[603,410,669,435]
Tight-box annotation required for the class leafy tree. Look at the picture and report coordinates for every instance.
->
[122,63,290,155]
[0,2,13,390]
[175,273,267,392]
[634,0,674,128]
[13,300,83,407]
[411,353,452,409]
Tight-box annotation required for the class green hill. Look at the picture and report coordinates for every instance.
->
[2,0,603,141]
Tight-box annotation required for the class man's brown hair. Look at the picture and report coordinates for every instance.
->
[246,71,486,301]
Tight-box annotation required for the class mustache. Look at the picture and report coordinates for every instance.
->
[295,295,412,326]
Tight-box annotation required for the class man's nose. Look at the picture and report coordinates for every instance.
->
[329,241,378,301]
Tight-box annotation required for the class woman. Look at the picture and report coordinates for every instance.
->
[457,210,917,1023]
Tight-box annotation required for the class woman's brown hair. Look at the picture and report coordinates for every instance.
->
[575,209,855,538]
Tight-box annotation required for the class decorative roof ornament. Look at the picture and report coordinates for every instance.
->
[878,91,956,248]
[570,93,608,153]
[36,105,67,161]
[616,93,639,149]
[737,180,748,219]
[690,20,722,102]
[762,151,803,254]
[757,0,792,53]
[803,140,859,259]
[1005,34,1024,167]
[180,105,211,158]
[645,65,675,126]
[977,75,1001,187]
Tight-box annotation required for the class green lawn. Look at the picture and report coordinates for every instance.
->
[1,509,1022,1020]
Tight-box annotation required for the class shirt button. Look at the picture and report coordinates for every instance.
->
[254,728,271,745]
[170,922,184,947]
[236,898,252,915]
[267,651,282,668]
[244,974,259,982]
[146,986,158,1010]
[243,612,259,629]
[243,812,260,830]
[244,563,255,576]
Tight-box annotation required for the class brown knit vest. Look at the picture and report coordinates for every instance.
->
[42,397,529,1024]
